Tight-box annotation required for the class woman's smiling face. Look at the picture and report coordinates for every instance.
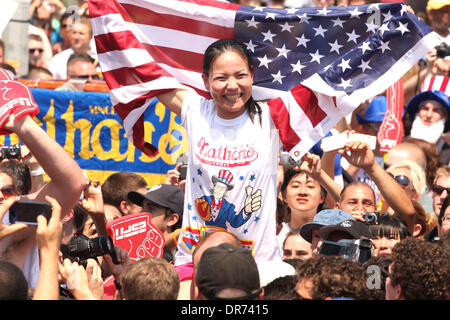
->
[203,50,254,120]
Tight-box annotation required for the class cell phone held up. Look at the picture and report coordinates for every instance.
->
[9,199,52,226]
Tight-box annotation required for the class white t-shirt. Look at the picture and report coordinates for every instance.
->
[174,90,282,265]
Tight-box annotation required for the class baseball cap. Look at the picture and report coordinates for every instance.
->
[427,0,450,11]
[127,184,184,214]
[356,96,387,123]
[195,243,262,300]
[318,219,371,241]
[406,90,450,131]
[300,209,355,243]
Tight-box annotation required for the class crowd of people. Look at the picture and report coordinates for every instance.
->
[0,0,449,302]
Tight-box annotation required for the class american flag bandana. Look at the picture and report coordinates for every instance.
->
[88,0,440,160]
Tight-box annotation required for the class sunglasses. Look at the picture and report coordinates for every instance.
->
[71,74,100,80]
[431,185,450,195]
[29,48,44,54]
[388,173,410,188]
[0,185,15,198]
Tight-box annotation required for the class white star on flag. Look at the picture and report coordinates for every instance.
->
[296,34,310,48]
[346,29,360,43]
[379,40,391,53]
[276,44,291,58]
[245,16,259,28]
[261,29,276,42]
[291,60,306,74]
[349,7,363,19]
[396,22,410,35]
[258,55,272,68]
[338,58,352,72]
[271,71,285,84]
[313,25,327,37]
[359,59,372,72]
[280,22,294,32]
[329,40,343,54]
[332,17,345,28]
[244,39,257,52]
[309,49,324,64]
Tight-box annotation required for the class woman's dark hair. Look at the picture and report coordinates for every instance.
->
[368,214,411,240]
[202,39,262,124]
[280,168,328,214]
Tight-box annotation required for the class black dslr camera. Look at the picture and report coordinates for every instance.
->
[362,212,380,225]
[435,42,450,59]
[61,233,119,267]
[0,144,21,160]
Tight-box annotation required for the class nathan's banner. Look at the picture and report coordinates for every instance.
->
[0,89,189,185]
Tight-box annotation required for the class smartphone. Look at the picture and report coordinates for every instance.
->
[9,199,52,226]
[179,164,187,180]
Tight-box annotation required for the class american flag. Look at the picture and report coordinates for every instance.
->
[88,0,440,160]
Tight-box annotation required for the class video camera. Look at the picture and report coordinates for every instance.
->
[60,233,119,268]
[319,238,372,265]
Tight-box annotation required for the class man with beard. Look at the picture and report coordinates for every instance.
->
[407,90,449,150]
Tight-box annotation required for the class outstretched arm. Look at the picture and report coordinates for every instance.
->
[3,115,87,218]
[338,141,416,233]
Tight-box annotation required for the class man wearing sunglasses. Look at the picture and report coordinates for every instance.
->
[56,53,101,92]
[28,34,46,69]
[425,165,450,242]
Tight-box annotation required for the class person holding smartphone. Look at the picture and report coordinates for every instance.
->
[0,67,87,291]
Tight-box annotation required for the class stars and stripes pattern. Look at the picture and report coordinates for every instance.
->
[88,0,440,160]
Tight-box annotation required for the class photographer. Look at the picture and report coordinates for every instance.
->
[334,140,416,235]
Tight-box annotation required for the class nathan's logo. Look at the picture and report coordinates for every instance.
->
[196,137,258,167]
[114,220,146,240]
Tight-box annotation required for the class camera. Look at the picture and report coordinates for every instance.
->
[61,233,119,267]
[363,212,380,225]
[435,42,450,59]
[0,144,21,160]
[175,153,188,180]
[319,238,372,264]
[279,151,301,168]
[179,164,187,180]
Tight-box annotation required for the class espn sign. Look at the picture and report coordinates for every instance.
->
[107,212,165,261]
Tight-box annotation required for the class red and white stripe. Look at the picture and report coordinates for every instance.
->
[421,75,450,96]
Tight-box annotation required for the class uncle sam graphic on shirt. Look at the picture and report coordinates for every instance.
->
[195,169,262,231]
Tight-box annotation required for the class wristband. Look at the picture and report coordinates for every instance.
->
[30,167,45,176]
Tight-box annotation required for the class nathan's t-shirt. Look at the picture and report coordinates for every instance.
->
[174,90,282,265]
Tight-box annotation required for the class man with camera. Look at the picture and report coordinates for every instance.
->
[334,140,417,235]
